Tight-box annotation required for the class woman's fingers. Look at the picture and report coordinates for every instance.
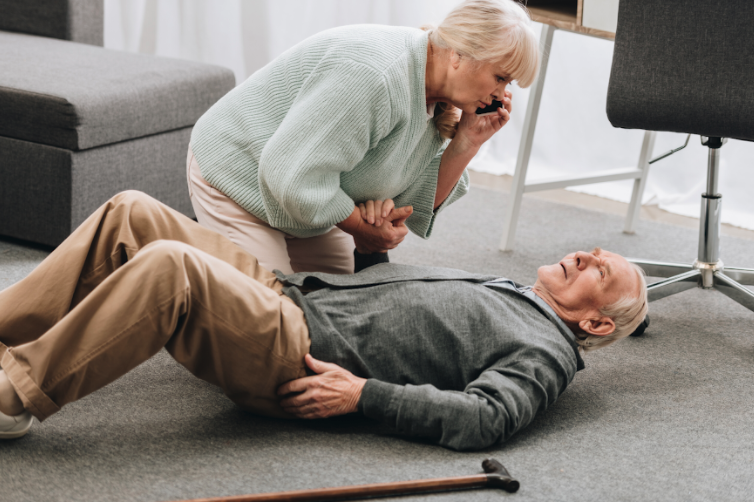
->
[358,200,396,227]
[383,199,395,220]
[373,200,383,226]
[365,200,375,224]
[495,106,510,128]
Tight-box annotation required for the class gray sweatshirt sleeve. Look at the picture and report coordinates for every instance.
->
[358,359,568,451]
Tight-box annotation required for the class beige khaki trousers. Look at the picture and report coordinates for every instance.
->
[186,146,355,275]
[0,191,310,422]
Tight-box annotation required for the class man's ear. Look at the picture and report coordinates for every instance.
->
[578,316,616,336]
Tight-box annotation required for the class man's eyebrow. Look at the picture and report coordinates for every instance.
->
[591,247,611,278]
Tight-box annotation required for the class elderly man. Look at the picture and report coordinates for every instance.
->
[0,192,647,450]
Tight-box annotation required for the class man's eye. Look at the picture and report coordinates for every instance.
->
[600,270,605,277]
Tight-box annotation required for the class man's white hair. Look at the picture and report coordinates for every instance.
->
[576,263,648,352]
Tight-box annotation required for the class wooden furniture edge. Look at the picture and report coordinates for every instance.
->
[529,11,615,40]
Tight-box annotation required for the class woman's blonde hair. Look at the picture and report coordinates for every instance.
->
[422,0,540,139]
[576,263,649,352]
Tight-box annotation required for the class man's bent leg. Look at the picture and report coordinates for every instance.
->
[1,241,309,421]
[0,191,279,354]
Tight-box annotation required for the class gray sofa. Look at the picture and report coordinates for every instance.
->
[0,0,236,246]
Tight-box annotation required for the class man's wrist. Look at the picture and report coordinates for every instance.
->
[346,377,367,414]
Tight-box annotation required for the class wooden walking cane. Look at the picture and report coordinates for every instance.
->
[165,458,519,502]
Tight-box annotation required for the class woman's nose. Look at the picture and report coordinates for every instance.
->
[492,83,508,101]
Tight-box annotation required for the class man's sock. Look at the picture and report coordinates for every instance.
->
[354,250,389,273]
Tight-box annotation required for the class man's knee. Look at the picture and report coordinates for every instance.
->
[139,240,195,260]
[109,190,153,208]
[136,240,210,278]
[107,190,170,229]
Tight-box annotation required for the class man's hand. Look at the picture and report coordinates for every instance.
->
[338,204,413,254]
[353,204,412,253]
[278,354,367,419]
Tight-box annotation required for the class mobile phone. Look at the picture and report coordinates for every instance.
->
[475,100,503,116]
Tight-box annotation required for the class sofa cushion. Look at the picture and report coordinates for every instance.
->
[0,31,236,151]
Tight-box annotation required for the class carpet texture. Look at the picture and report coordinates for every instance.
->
[1,186,752,502]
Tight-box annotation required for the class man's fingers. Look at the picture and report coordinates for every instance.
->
[358,203,367,221]
[388,206,413,227]
[277,375,316,396]
[386,205,413,223]
[282,403,327,419]
[304,353,342,374]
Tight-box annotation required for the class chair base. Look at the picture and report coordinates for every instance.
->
[626,259,754,312]
[626,137,754,332]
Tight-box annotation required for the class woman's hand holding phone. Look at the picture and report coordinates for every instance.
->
[457,89,513,150]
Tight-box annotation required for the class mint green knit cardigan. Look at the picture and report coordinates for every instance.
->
[190,24,469,239]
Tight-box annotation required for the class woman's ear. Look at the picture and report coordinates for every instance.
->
[578,316,616,336]
[450,50,462,70]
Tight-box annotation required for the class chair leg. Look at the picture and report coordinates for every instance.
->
[713,272,754,312]
[720,267,754,286]
[646,270,701,302]
[626,259,694,278]
[499,24,555,251]
[623,131,657,234]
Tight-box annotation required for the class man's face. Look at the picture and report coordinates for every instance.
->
[533,248,639,322]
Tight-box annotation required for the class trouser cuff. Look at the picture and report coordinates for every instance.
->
[2,350,60,421]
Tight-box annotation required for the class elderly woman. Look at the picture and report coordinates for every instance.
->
[187,0,539,274]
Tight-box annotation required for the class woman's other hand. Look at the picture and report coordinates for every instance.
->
[455,88,512,150]
[337,204,413,254]
[358,199,395,227]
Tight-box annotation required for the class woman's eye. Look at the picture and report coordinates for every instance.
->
[497,76,506,83]
[600,270,605,277]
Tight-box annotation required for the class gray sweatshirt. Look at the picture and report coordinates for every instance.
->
[278,263,584,451]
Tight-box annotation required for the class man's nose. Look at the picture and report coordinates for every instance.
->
[574,251,596,270]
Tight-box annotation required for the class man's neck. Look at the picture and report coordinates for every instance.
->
[531,285,582,333]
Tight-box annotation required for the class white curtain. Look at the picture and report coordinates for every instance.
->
[104,0,754,230]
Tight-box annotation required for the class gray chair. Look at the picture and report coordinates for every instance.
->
[607,0,754,315]
[0,0,236,246]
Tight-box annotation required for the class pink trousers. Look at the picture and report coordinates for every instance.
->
[187,146,355,275]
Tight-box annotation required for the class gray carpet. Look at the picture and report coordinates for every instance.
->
[1,186,753,502]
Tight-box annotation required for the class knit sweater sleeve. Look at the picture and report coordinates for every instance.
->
[392,145,470,239]
[258,61,392,231]
[358,358,567,451]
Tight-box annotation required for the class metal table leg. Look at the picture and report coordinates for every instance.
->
[499,24,555,251]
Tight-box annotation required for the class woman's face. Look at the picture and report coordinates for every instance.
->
[445,55,510,114]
